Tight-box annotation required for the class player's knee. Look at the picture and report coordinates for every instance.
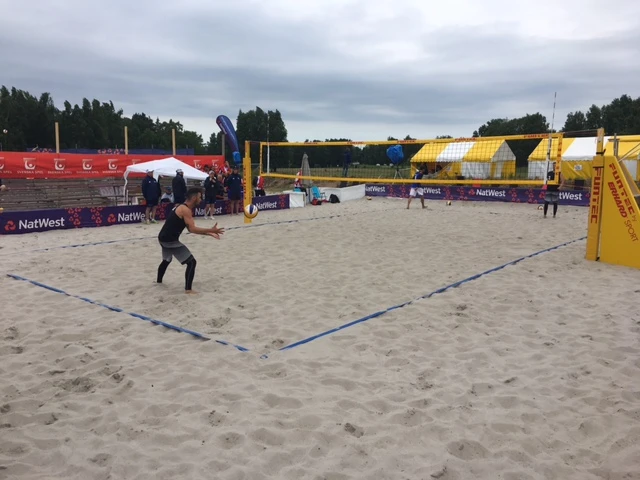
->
[185,256,196,267]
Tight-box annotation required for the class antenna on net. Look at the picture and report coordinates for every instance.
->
[266,111,270,173]
[544,92,557,184]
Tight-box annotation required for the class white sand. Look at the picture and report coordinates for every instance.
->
[1,198,639,480]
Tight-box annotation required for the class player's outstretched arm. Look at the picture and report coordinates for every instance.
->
[181,206,225,238]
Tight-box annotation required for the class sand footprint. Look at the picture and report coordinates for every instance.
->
[262,393,303,409]
[216,431,245,449]
[249,427,285,446]
[320,378,358,391]
[446,439,490,460]
[207,410,225,427]
[89,453,112,467]
[2,326,19,340]
[0,345,24,355]
[55,377,95,393]
[343,422,364,438]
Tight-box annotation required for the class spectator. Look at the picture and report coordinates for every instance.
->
[225,164,243,215]
[294,169,302,190]
[172,169,187,204]
[142,170,162,223]
[161,186,174,204]
[342,147,352,177]
[204,171,217,219]
[254,174,265,197]
[215,174,226,201]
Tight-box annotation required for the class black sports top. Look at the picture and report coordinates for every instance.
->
[547,170,559,192]
[158,204,187,242]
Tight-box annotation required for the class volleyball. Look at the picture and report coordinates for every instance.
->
[446,201,452,206]
[2,129,7,134]
[244,203,259,219]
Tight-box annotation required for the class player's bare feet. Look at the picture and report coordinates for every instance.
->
[185,290,198,295]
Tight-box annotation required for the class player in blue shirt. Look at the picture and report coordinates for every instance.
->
[407,165,427,209]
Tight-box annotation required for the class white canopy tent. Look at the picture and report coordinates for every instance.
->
[123,157,209,204]
[562,137,598,161]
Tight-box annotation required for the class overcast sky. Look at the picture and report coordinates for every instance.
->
[2,0,639,142]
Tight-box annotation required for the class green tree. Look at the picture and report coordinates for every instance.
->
[0,85,208,153]
[235,107,288,168]
[561,95,640,134]
[473,113,549,137]
[562,111,587,132]
[206,131,221,154]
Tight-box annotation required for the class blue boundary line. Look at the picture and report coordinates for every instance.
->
[271,236,587,356]
[6,273,250,352]
[2,208,397,256]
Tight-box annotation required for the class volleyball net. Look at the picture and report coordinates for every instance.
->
[253,133,566,187]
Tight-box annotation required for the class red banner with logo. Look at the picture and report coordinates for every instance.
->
[0,152,225,179]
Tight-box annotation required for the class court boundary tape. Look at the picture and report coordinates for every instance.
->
[1,207,398,256]
[6,273,250,352]
[267,236,587,357]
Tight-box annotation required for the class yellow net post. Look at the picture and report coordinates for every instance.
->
[243,140,253,224]
[585,128,605,261]
[585,128,640,269]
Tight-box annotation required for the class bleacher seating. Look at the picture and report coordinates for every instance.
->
[0,178,128,211]
[0,177,205,211]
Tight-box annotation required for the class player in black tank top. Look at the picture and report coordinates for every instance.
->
[155,187,225,293]
[543,169,563,218]
[158,204,188,243]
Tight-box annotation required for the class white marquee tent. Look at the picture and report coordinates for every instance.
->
[123,157,209,204]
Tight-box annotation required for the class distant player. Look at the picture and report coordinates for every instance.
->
[156,187,225,294]
[543,168,563,218]
[407,165,427,209]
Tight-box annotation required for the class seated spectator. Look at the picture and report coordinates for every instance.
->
[161,186,174,203]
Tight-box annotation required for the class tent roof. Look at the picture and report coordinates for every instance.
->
[562,137,598,161]
[528,138,573,161]
[124,157,209,181]
[412,139,515,163]
[411,142,448,163]
[411,141,475,163]
[438,142,475,162]
[530,135,640,162]
[463,140,516,162]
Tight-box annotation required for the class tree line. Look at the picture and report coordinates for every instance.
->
[0,85,638,168]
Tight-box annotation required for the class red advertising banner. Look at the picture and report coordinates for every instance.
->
[0,152,225,179]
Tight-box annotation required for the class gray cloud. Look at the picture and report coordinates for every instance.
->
[1,0,639,141]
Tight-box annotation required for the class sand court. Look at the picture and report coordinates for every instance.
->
[2,199,590,353]
[1,197,640,479]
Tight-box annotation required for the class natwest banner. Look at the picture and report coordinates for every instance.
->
[0,152,225,179]
[0,195,290,235]
[365,184,590,206]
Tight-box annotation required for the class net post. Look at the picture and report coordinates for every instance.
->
[585,127,605,261]
[554,133,563,183]
[259,142,264,177]
[55,121,60,154]
[243,140,253,224]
